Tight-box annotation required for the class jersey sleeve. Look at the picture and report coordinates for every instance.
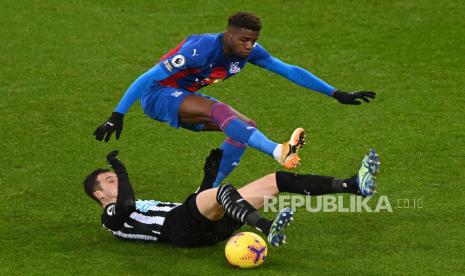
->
[101,168,136,231]
[248,43,335,96]
[158,53,190,74]
[114,66,167,114]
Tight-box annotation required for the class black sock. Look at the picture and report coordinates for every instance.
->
[245,210,272,236]
[331,176,359,194]
[276,171,359,195]
[216,184,271,234]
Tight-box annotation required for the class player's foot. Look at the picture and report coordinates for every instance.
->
[267,207,293,247]
[356,149,380,196]
[280,128,306,169]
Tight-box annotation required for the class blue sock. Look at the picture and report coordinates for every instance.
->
[247,130,278,157]
[213,140,247,187]
[223,118,277,156]
[222,118,256,143]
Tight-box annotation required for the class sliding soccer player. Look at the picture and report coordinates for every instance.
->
[94,12,376,187]
[83,149,379,247]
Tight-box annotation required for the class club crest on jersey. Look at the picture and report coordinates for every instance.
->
[171,54,186,68]
[229,62,241,74]
[171,91,183,98]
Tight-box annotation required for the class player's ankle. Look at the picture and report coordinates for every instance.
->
[272,144,283,162]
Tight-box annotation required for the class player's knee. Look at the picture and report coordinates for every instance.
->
[210,102,234,115]
[209,103,236,126]
[267,173,277,184]
[180,94,215,121]
[246,119,257,128]
[209,207,225,221]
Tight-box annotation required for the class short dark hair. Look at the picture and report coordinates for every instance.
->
[83,168,110,204]
[228,12,261,32]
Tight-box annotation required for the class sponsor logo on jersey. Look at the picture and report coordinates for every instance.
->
[136,200,161,212]
[229,62,241,74]
[163,60,174,71]
[171,54,186,68]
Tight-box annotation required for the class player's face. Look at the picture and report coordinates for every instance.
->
[225,27,260,59]
[95,172,119,201]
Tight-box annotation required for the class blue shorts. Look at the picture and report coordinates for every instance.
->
[140,84,218,131]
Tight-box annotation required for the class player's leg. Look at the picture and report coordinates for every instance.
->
[194,168,364,247]
[206,100,305,170]
[213,138,247,187]
[194,160,372,219]
[140,86,247,184]
[194,185,273,223]
[195,185,292,247]
[237,149,381,210]
[178,94,306,169]
[212,107,257,186]
[177,96,248,186]
[238,173,367,210]
[194,149,380,247]
[236,172,360,210]
[195,148,381,213]
[193,188,224,221]
[139,87,196,129]
[140,85,247,186]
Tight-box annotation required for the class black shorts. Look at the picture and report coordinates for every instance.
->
[162,193,243,247]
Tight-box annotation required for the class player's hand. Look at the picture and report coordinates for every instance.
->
[332,90,376,105]
[106,150,127,174]
[94,112,124,142]
[203,148,223,180]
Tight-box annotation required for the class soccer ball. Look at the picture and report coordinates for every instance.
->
[225,232,267,268]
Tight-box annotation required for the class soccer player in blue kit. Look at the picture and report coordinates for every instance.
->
[94,12,376,187]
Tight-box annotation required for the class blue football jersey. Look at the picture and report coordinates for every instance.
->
[156,33,270,92]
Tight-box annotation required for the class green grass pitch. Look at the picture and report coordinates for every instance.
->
[1,0,464,274]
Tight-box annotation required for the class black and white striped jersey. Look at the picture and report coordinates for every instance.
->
[102,199,181,242]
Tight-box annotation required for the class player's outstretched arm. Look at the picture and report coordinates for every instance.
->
[93,64,171,142]
[255,56,376,105]
[106,150,136,223]
[258,56,335,95]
